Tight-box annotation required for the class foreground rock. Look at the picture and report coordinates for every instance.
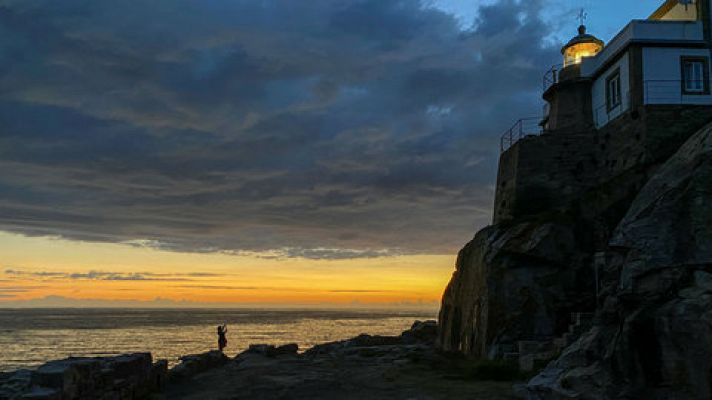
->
[1,321,519,400]
[168,350,228,383]
[0,353,167,400]
[164,320,519,400]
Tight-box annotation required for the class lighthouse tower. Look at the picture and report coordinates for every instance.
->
[543,24,605,132]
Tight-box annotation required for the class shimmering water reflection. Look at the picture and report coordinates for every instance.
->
[0,308,436,372]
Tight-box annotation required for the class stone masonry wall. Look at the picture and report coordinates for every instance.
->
[492,144,519,222]
[493,105,712,224]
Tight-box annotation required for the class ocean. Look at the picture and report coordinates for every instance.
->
[0,308,436,372]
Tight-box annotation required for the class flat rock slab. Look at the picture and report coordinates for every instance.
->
[163,353,518,400]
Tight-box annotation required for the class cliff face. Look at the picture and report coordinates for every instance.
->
[438,221,591,358]
[438,120,712,398]
[528,123,712,400]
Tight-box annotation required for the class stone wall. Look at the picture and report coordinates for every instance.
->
[492,144,519,222]
[543,70,593,132]
[494,105,712,224]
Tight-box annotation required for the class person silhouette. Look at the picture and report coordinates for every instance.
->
[217,324,228,352]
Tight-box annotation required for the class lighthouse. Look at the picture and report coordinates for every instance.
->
[541,23,605,132]
[495,0,712,223]
[562,25,604,67]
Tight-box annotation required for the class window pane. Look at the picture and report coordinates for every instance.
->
[684,61,706,92]
[606,73,622,109]
[685,63,693,90]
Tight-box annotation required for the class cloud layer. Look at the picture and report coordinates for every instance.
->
[0,0,558,258]
[4,269,223,281]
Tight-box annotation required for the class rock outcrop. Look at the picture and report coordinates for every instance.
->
[168,350,229,383]
[0,353,167,400]
[240,343,299,358]
[438,117,712,398]
[400,320,437,344]
[305,321,436,357]
[165,321,518,400]
[527,123,712,399]
[438,220,594,359]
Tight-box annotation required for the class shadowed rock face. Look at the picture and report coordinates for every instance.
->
[528,124,712,399]
[437,220,594,359]
[0,353,167,400]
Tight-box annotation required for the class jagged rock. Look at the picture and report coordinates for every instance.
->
[240,343,299,358]
[437,220,592,359]
[169,350,228,383]
[275,343,299,356]
[528,124,712,399]
[401,320,437,343]
[304,334,403,357]
[0,353,166,400]
[0,370,33,400]
[166,331,515,400]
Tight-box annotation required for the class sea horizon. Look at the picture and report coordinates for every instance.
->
[0,307,437,373]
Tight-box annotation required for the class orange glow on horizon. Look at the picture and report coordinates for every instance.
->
[0,232,453,308]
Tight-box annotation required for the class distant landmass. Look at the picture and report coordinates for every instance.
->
[0,295,438,310]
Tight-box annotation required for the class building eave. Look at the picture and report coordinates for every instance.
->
[586,39,708,80]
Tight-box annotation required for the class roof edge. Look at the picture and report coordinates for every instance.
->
[649,0,679,20]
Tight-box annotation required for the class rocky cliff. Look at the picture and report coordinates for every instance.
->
[438,122,712,398]
[437,221,592,359]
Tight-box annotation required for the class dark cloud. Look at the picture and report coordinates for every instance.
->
[0,0,558,258]
[3,269,224,281]
[171,285,393,293]
[328,289,394,293]
[174,285,264,290]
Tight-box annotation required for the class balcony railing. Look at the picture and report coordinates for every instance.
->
[543,64,563,92]
[500,117,543,153]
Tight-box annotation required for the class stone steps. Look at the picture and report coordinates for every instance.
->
[515,312,594,372]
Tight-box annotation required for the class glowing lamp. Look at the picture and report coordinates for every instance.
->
[562,25,604,67]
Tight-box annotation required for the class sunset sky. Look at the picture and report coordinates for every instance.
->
[0,0,663,307]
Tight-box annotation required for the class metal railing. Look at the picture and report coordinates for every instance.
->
[644,80,710,104]
[543,64,563,92]
[500,117,543,153]
[594,91,630,128]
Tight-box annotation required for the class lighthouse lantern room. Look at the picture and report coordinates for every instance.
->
[562,25,604,67]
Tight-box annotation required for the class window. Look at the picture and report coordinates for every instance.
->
[681,56,709,95]
[606,70,621,111]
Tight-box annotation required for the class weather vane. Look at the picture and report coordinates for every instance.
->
[577,8,587,26]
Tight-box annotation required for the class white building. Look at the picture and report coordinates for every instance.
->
[512,0,712,146]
